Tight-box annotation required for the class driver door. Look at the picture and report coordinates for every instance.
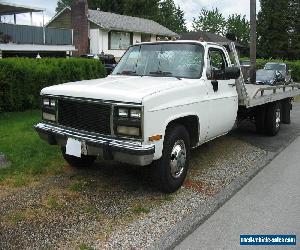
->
[205,46,238,139]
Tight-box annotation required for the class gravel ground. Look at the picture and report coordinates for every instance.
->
[2,103,299,249]
[92,137,268,249]
[0,136,267,250]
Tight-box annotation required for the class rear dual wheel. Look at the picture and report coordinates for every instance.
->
[265,102,281,136]
[255,102,282,136]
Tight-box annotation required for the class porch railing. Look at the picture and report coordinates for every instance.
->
[0,23,73,45]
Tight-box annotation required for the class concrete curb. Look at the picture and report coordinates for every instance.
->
[151,133,300,250]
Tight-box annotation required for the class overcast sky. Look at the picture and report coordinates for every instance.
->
[2,0,260,29]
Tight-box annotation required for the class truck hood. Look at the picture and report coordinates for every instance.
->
[41,75,185,103]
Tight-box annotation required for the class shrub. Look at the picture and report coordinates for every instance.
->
[0,58,107,112]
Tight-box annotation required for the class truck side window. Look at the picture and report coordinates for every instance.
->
[208,49,227,80]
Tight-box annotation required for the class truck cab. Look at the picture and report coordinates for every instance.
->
[35,41,241,193]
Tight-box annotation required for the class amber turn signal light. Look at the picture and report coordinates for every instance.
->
[149,135,162,142]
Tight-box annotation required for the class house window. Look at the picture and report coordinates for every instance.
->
[141,33,151,42]
[109,31,133,50]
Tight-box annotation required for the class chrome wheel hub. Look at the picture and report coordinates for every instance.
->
[170,140,186,179]
[276,108,281,129]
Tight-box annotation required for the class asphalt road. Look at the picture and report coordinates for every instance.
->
[231,102,300,152]
[175,121,300,249]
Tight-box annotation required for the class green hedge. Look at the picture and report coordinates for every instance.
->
[241,58,300,82]
[0,58,107,112]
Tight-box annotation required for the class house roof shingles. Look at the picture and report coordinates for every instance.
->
[88,9,177,37]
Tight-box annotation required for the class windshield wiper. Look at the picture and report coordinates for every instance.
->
[149,70,181,80]
[150,70,172,76]
[118,70,138,76]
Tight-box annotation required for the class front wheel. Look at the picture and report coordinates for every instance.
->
[61,147,96,168]
[152,125,190,193]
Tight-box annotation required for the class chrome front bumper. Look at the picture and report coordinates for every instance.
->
[34,123,155,166]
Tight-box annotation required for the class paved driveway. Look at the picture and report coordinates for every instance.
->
[176,134,300,250]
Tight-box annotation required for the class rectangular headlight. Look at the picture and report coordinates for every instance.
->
[43,112,56,122]
[43,98,50,106]
[117,126,140,136]
[130,109,141,119]
[50,99,56,107]
[118,108,129,117]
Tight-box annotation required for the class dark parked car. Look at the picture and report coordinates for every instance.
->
[256,69,285,86]
[264,62,292,84]
[99,53,117,74]
[80,53,117,74]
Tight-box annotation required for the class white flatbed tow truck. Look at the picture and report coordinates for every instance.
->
[35,41,300,193]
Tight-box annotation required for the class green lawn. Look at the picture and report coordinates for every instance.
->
[0,110,64,186]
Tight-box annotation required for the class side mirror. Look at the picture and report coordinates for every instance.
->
[224,67,240,80]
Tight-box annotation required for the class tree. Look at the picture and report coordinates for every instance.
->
[174,5,187,33]
[157,0,186,34]
[288,0,300,59]
[257,0,290,59]
[56,0,124,14]
[56,0,72,12]
[192,8,225,35]
[88,0,124,14]
[122,0,160,20]
[226,14,250,46]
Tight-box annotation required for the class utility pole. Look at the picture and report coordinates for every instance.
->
[250,0,257,84]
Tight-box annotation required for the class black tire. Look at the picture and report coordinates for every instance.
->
[281,98,291,124]
[254,105,266,134]
[265,102,281,136]
[61,147,96,168]
[152,124,190,193]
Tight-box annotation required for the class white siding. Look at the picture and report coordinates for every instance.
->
[151,34,157,42]
[90,29,99,54]
[99,29,109,53]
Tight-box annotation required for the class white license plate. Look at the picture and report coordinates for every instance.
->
[66,138,81,157]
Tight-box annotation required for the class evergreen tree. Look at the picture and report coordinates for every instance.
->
[174,5,187,33]
[88,0,124,14]
[123,0,160,20]
[257,0,290,59]
[56,0,72,12]
[157,0,186,34]
[288,0,300,59]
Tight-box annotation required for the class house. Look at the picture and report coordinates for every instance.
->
[47,0,178,59]
[0,1,75,58]
[180,31,246,55]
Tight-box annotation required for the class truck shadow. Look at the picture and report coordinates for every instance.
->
[230,119,300,152]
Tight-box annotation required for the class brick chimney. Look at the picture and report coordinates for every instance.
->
[71,0,89,56]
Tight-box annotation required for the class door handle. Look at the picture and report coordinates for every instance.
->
[228,83,236,87]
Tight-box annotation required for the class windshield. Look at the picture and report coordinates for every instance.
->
[112,43,204,79]
[256,70,275,81]
[265,63,286,73]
